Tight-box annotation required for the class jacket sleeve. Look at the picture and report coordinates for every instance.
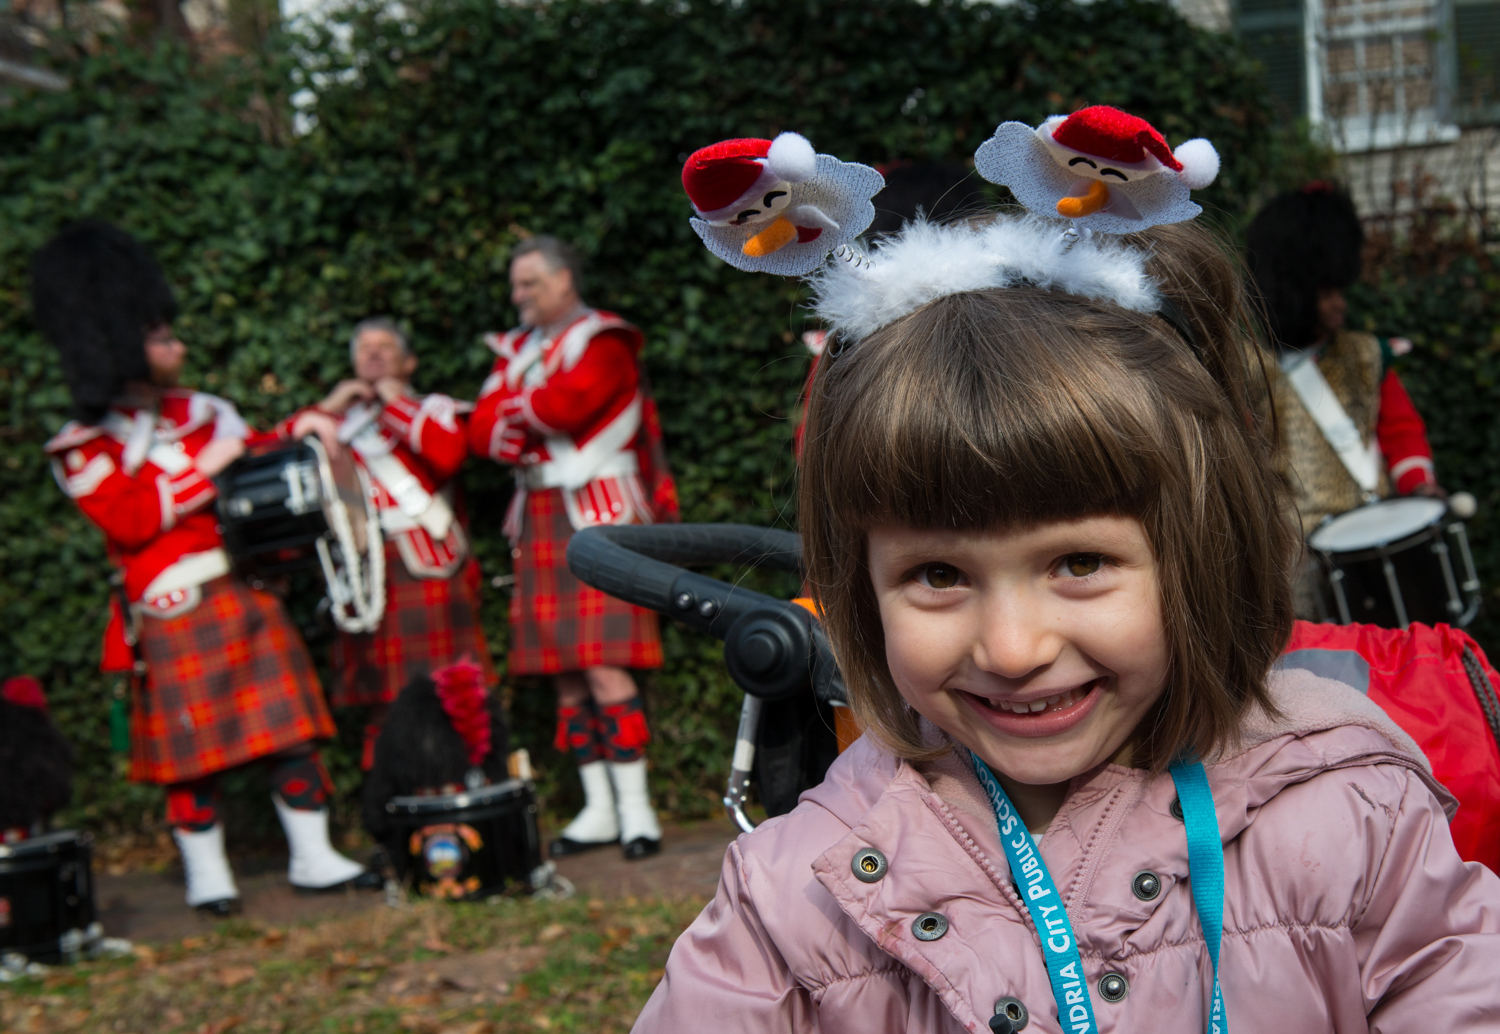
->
[518,331,639,436]
[381,394,468,482]
[632,841,815,1032]
[469,360,526,462]
[53,444,213,549]
[1357,768,1500,1031]
[1375,369,1436,493]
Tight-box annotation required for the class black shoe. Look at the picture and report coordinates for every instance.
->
[622,837,661,861]
[194,898,241,918]
[291,869,384,895]
[549,836,618,858]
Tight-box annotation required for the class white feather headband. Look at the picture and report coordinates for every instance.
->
[679,109,1219,343]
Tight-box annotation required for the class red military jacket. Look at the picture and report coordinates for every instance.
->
[44,389,249,671]
[470,308,677,539]
[1375,363,1436,494]
[277,391,473,578]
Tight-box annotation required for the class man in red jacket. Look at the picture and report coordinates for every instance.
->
[1247,186,1444,617]
[286,318,495,771]
[32,221,377,915]
[471,237,677,861]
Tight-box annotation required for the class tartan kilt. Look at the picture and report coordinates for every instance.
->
[131,576,334,785]
[330,541,497,706]
[510,487,662,675]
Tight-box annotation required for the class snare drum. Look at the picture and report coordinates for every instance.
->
[216,438,385,633]
[384,780,543,900]
[1308,497,1481,629]
[0,830,96,963]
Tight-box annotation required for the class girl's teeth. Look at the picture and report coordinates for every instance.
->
[1029,699,1047,713]
[989,683,1094,715]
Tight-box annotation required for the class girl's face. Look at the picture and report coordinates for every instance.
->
[867,516,1169,787]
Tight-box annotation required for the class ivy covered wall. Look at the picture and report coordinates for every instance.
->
[0,0,1383,836]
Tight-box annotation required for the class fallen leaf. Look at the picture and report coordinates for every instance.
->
[132,945,158,968]
[181,937,208,951]
[331,949,359,967]
[197,1018,243,1034]
[390,993,440,1007]
[531,1014,553,1031]
[258,929,286,948]
[537,924,567,942]
[439,1023,493,1034]
[421,938,456,954]
[398,1016,440,1033]
[216,965,256,988]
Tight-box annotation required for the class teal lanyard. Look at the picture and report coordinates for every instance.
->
[970,754,1228,1034]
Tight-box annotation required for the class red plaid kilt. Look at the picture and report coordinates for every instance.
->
[510,487,662,675]
[130,577,334,785]
[330,541,496,706]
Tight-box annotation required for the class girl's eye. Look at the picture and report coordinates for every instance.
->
[917,563,964,589]
[1062,554,1103,578]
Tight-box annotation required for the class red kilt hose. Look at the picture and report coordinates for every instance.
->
[131,576,334,785]
[510,487,662,675]
[330,541,496,705]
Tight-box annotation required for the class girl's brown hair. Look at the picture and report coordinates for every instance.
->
[799,220,1298,771]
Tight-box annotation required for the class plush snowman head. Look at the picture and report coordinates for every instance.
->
[1036,106,1220,190]
[682,132,819,227]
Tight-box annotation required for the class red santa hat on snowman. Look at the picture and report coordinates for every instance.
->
[1038,105,1220,189]
[682,132,820,224]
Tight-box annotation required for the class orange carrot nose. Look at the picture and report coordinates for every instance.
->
[1056,180,1110,218]
[742,216,798,257]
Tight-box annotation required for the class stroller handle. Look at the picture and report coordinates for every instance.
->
[566,523,843,705]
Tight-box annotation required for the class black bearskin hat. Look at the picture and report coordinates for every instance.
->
[30,220,179,424]
[361,663,510,842]
[1245,184,1364,351]
[0,677,74,833]
[868,162,986,236]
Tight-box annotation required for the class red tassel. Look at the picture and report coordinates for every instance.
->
[1,675,46,711]
[432,658,492,766]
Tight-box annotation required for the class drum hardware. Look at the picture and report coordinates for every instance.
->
[1309,497,1482,630]
[216,437,385,634]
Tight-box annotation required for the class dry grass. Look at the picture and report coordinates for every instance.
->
[0,894,704,1034]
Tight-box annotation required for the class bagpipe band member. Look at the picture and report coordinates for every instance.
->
[1246,186,1441,526]
[281,317,496,771]
[32,221,378,916]
[470,236,679,862]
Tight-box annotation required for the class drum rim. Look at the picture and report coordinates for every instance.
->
[1309,498,1448,556]
[0,828,91,858]
[386,778,531,814]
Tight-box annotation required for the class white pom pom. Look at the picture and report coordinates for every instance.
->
[1173,138,1220,190]
[767,132,818,183]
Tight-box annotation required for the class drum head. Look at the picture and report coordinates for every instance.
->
[316,441,371,555]
[1309,497,1447,554]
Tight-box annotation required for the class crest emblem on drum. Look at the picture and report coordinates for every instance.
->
[410,822,486,899]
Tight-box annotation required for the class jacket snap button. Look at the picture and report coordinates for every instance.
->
[1131,870,1161,900]
[990,996,1028,1032]
[911,912,948,941]
[851,848,887,883]
[1170,796,1184,821]
[1099,972,1129,1002]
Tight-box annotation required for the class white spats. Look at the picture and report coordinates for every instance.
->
[560,760,620,844]
[173,823,239,907]
[609,759,662,844]
[272,795,367,890]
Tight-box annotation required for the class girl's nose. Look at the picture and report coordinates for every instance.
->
[972,594,1064,679]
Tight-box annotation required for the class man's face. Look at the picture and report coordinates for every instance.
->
[510,252,578,329]
[1316,287,1347,341]
[353,328,417,383]
[144,324,186,387]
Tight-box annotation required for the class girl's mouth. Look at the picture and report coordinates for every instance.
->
[959,678,1106,739]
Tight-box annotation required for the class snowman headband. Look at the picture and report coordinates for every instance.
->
[680,107,1220,345]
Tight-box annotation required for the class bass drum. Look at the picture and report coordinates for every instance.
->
[216,437,386,633]
[0,830,97,963]
[1308,497,1481,629]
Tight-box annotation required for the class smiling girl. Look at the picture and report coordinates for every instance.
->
[636,114,1500,1034]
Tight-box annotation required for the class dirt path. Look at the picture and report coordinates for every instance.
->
[95,818,738,943]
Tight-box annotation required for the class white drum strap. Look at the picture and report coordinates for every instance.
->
[355,440,455,541]
[1283,354,1381,495]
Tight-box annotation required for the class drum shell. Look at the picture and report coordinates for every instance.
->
[1313,515,1475,629]
[384,781,541,900]
[215,443,329,577]
[0,831,97,963]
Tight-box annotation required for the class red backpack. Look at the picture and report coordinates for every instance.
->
[1283,620,1500,872]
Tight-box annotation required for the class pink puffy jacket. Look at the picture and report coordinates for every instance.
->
[634,669,1500,1032]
